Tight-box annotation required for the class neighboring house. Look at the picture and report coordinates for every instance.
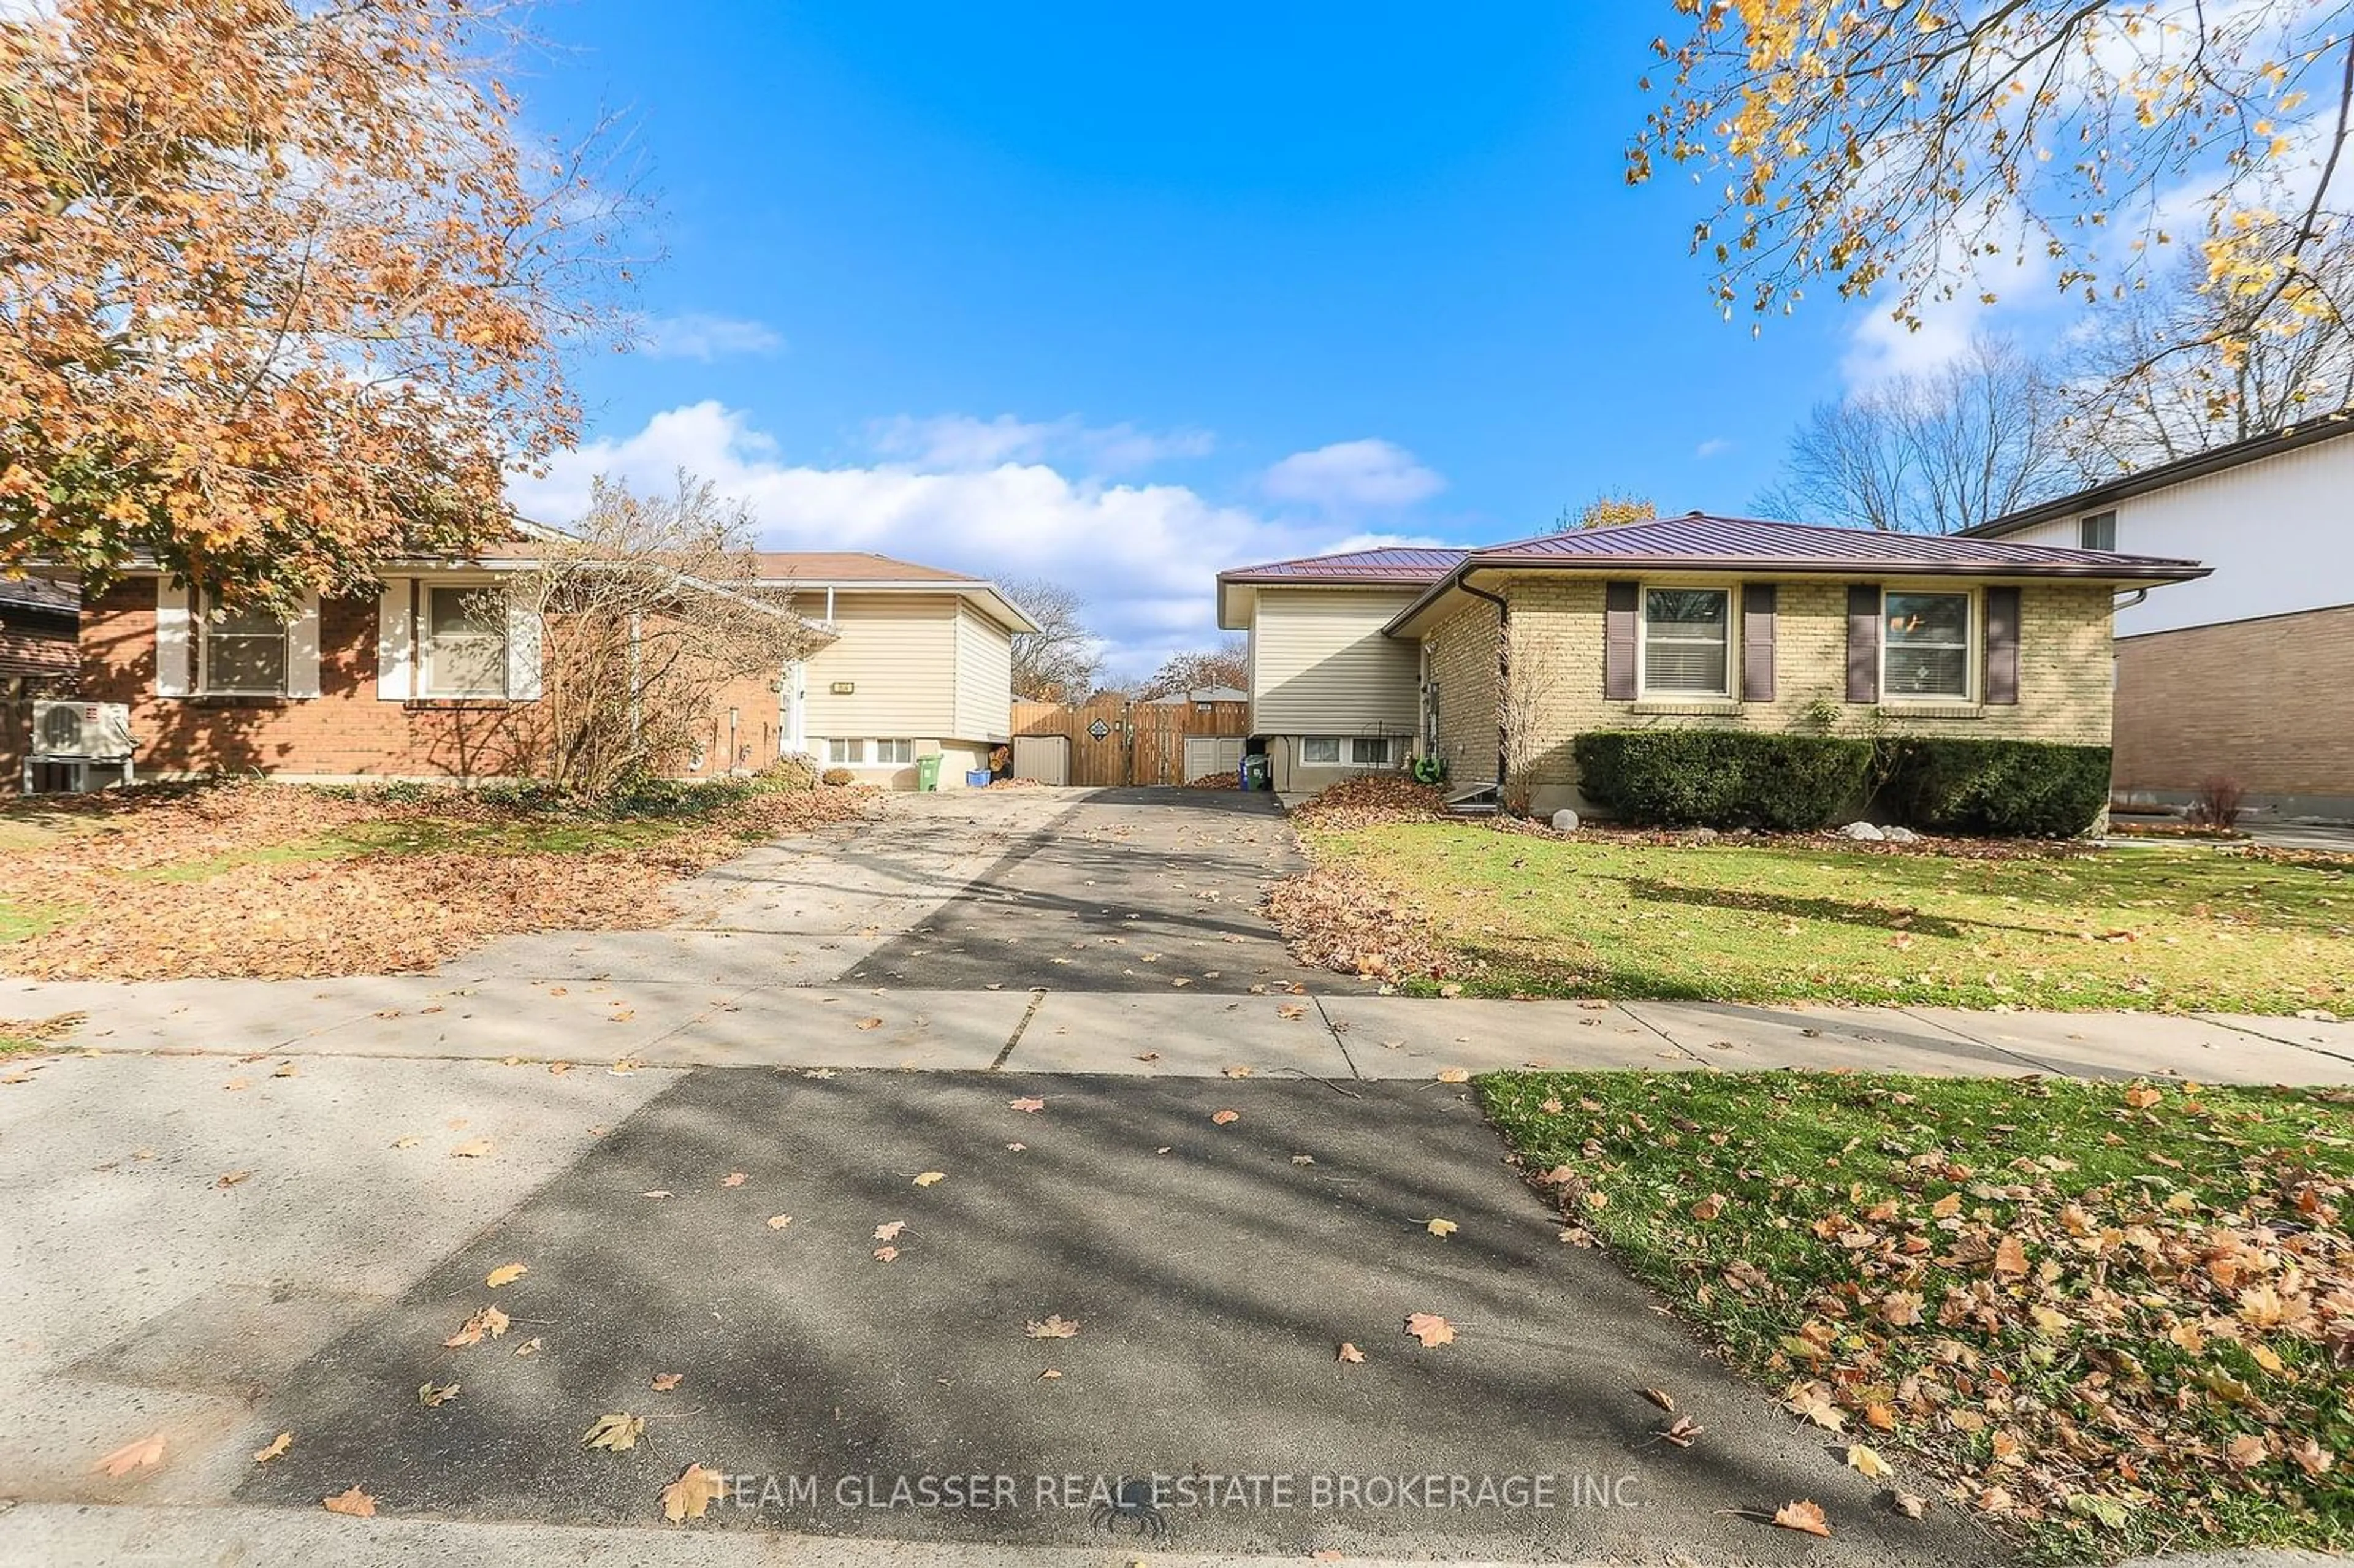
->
[1965,416,2354,820]
[56,548,1030,790]
[0,576,78,687]
[1218,516,2206,815]
[1143,684,1249,706]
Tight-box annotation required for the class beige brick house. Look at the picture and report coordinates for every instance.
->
[1220,514,2207,816]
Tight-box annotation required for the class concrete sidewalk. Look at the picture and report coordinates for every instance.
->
[9,971,2353,1083]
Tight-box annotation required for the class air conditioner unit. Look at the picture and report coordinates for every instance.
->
[31,700,134,760]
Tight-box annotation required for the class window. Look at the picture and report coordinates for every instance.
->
[199,600,288,695]
[1300,736,1398,766]
[874,738,915,764]
[422,585,509,697]
[1883,590,1973,699]
[2079,511,2116,551]
[826,738,861,765]
[1640,587,1731,696]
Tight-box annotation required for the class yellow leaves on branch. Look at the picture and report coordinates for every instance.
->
[0,0,617,601]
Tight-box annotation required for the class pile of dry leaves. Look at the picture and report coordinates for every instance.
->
[1286,774,1448,831]
[1263,859,1467,986]
[0,780,878,980]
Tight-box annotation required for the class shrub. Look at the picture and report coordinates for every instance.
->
[1571,731,1874,830]
[2189,774,2245,829]
[758,752,820,793]
[1879,738,2111,838]
[820,767,854,788]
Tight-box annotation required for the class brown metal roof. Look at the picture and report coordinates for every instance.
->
[1460,512,2207,578]
[1218,546,1469,585]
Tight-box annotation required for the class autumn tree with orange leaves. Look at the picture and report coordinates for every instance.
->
[0,0,634,611]
[1632,1,2354,411]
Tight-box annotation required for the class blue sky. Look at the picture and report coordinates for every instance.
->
[508,3,1981,676]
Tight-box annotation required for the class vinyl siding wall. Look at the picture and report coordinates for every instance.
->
[952,602,1014,744]
[797,593,961,742]
[1248,587,1422,735]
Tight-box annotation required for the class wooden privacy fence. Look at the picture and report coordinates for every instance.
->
[1011,698,1250,788]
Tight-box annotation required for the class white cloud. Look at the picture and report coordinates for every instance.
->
[511,402,1403,678]
[867,413,1214,473]
[635,312,786,362]
[1693,437,1732,459]
[1260,438,1445,514]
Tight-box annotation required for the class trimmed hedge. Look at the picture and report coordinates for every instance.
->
[1571,731,1875,831]
[1569,729,2112,837]
[1879,737,2111,838]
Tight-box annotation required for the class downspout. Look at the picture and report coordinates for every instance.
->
[1458,571,1510,798]
[2112,588,2149,612]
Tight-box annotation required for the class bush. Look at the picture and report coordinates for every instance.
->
[2189,774,2245,829]
[758,752,820,793]
[1571,731,1873,830]
[820,767,854,788]
[1878,738,2111,838]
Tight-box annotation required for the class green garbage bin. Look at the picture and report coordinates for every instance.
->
[915,753,943,792]
[1242,754,1271,791]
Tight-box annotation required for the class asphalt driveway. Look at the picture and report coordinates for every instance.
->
[234,1068,1981,1563]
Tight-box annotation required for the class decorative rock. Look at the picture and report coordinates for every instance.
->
[1549,808,1581,833]
[1839,821,1887,842]
[1685,826,1720,843]
[1881,824,1922,843]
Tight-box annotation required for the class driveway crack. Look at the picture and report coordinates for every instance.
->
[989,988,1049,1070]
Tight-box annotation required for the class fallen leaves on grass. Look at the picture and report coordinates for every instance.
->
[1264,857,1467,986]
[1773,1499,1832,1538]
[1404,1312,1455,1347]
[1026,1315,1080,1339]
[95,1434,164,1477]
[582,1412,646,1452]
[661,1463,725,1524]
[322,1486,378,1518]
[0,778,880,981]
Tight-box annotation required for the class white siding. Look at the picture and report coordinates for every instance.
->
[952,602,1014,742]
[799,593,959,740]
[1249,587,1422,734]
[2008,436,2354,636]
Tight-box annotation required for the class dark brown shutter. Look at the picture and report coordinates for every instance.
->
[1984,585,2021,705]
[1845,584,1880,702]
[1603,581,1638,700]
[1740,582,1775,702]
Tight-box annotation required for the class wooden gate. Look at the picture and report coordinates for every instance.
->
[1011,698,1249,787]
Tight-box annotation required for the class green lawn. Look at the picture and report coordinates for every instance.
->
[1300,823,2353,1014]
[1482,1070,2353,1561]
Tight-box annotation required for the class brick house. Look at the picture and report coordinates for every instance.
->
[1218,514,2207,815]
[1965,415,2354,821]
[56,549,1032,789]
[0,577,77,688]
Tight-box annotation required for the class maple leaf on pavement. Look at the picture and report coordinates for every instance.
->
[1404,1312,1455,1347]
[322,1486,378,1518]
[1008,1097,1046,1113]
[1026,1314,1080,1339]
[661,1463,725,1524]
[253,1432,292,1464]
[583,1412,647,1452]
[1772,1499,1832,1537]
[486,1263,528,1288]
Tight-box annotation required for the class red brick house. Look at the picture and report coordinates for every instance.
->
[55,549,1031,786]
